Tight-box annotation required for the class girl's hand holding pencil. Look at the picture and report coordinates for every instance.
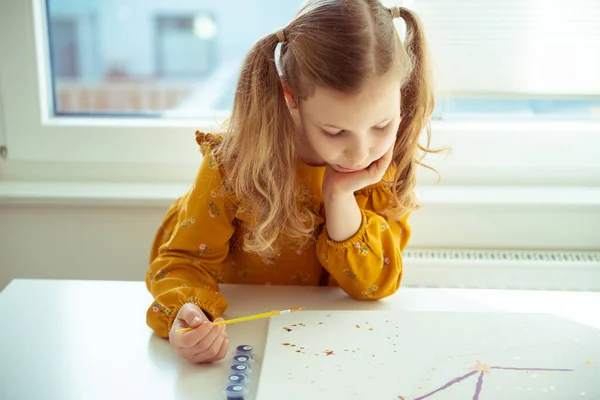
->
[169,303,229,364]
[169,305,302,364]
[176,307,303,332]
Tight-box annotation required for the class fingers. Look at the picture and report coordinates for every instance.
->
[194,322,225,353]
[175,318,229,364]
[378,140,395,168]
[170,320,213,348]
[202,319,229,363]
[206,336,230,362]
[169,304,210,347]
[175,332,225,363]
[172,322,225,363]
[205,336,229,363]
[178,303,207,327]
[370,142,396,178]
[383,140,396,162]
[196,329,229,363]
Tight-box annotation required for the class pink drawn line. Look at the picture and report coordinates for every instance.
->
[473,372,484,400]
[414,371,478,400]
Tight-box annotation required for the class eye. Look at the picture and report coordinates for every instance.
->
[373,122,391,133]
[321,129,343,138]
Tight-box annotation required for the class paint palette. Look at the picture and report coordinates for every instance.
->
[256,311,600,399]
[224,345,255,399]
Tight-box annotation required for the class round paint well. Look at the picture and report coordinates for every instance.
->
[226,373,247,385]
[236,344,254,354]
[230,363,251,375]
[224,384,245,399]
[236,345,254,355]
[233,355,252,365]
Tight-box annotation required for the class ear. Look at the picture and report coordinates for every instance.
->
[280,80,297,109]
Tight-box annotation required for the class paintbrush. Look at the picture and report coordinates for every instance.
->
[176,307,304,333]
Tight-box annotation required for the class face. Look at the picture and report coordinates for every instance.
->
[292,73,401,172]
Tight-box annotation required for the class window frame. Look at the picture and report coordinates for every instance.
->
[1,0,599,186]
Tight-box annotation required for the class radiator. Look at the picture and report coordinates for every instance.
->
[402,249,600,291]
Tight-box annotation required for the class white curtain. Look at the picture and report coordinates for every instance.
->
[388,0,600,96]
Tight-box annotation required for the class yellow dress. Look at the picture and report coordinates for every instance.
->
[145,132,411,338]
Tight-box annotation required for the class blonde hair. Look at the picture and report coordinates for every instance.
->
[215,0,438,260]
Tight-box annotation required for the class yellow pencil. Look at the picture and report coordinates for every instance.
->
[176,307,304,333]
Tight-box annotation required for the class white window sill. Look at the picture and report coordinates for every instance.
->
[0,181,189,207]
[0,180,599,209]
[1,180,598,250]
[416,185,600,208]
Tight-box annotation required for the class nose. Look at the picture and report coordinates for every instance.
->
[344,139,370,169]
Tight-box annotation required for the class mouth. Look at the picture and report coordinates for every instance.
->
[334,164,366,173]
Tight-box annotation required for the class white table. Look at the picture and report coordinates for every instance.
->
[1,279,599,400]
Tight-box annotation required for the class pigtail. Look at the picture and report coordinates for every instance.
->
[389,7,442,215]
[219,32,313,260]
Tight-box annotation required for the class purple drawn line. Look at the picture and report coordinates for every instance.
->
[413,364,574,400]
[472,372,484,400]
[491,366,575,372]
[414,370,479,400]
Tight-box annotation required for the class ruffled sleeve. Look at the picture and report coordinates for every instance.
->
[315,181,411,300]
[145,132,236,337]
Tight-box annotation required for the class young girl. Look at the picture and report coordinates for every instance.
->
[146,0,436,364]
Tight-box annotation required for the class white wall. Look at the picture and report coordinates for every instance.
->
[2,191,599,291]
[0,204,163,290]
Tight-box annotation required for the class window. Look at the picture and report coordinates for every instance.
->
[0,0,598,184]
[49,17,81,79]
[420,0,600,121]
[44,0,301,119]
[155,14,217,79]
